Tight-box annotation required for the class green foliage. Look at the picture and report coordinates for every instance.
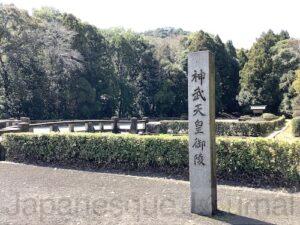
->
[159,116,285,136]
[187,31,240,113]
[238,31,300,114]
[237,48,248,70]
[262,113,278,121]
[292,117,300,137]
[238,115,251,121]
[142,27,190,38]
[2,133,299,185]
[217,137,299,185]
[217,116,285,136]
[292,70,300,94]
[159,120,188,134]
[1,4,299,120]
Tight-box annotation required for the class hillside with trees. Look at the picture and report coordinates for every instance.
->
[0,4,299,119]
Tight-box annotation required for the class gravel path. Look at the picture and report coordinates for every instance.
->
[0,162,299,225]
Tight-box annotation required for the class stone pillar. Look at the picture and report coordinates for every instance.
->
[69,124,75,132]
[20,117,30,123]
[18,122,29,132]
[99,122,104,132]
[111,116,119,134]
[6,118,14,127]
[188,51,217,216]
[130,117,138,134]
[142,117,149,133]
[50,124,59,132]
[85,122,95,132]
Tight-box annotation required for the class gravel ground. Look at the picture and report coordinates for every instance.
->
[0,162,299,225]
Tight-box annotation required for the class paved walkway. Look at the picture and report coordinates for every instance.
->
[0,162,299,225]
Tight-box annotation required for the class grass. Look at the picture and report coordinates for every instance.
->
[274,119,300,141]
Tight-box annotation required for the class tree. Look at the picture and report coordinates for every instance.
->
[187,31,239,114]
[237,30,290,113]
[0,5,83,119]
[237,48,248,70]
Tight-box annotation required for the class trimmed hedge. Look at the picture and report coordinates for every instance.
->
[292,117,300,137]
[160,116,286,137]
[216,116,286,137]
[262,113,278,121]
[2,133,299,186]
[159,120,188,134]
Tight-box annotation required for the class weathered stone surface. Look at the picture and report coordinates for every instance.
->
[69,124,75,132]
[188,51,217,216]
[85,122,95,132]
[130,117,138,134]
[18,122,29,132]
[111,116,120,133]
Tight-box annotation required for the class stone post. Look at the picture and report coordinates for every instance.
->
[18,122,29,132]
[99,122,104,132]
[50,124,59,132]
[85,122,95,132]
[111,116,119,134]
[188,51,217,216]
[142,117,149,133]
[20,117,30,124]
[130,117,138,134]
[69,124,75,132]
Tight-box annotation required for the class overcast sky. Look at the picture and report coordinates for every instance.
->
[2,0,299,49]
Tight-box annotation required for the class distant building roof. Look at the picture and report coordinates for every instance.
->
[250,105,267,110]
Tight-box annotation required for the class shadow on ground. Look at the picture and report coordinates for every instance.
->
[10,160,298,193]
[214,210,275,225]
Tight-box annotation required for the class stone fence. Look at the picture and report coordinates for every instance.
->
[0,117,150,135]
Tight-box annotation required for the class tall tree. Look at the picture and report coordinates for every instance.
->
[187,31,239,114]
[237,30,290,113]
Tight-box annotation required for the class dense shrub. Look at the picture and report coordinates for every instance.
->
[262,113,278,121]
[292,117,300,137]
[217,116,285,137]
[2,133,299,186]
[238,115,251,121]
[159,116,286,136]
[159,120,188,134]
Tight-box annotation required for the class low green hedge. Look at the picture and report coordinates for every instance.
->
[292,117,300,137]
[216,116,286,137]
[160,116,286,137]
[159,120,188,134]
[2,133,299,186]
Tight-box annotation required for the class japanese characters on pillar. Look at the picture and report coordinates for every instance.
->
[188,51,217,216]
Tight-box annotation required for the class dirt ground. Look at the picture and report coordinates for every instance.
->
[0,162,299,225]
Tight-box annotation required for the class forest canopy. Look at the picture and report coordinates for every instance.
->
[0,4,299,119]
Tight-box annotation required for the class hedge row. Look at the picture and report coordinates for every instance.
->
[2,133,299,186]
[292,117,300,137]
[216,116,286,137]
[159,116,286,137]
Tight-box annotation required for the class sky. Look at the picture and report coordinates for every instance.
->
[1,0,299,49]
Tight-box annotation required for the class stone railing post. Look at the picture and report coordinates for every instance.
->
[142,117,149,133]
[130,117,138,134]
[50,124,59,132]
[85,122,95,132]
[18,122,29,132]
[69,124,75,132]
[6,118,14,127]
[111,116,119,134]
[20,117,30,124]
[99,122,104,132]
